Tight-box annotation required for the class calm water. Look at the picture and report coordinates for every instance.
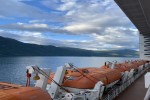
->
[0,57,139,85]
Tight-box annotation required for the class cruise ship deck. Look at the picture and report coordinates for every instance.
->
[115,71,148,100]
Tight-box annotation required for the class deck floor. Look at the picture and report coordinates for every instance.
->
[114,73,148,100]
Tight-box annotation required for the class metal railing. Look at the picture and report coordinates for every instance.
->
[102,64,150,100]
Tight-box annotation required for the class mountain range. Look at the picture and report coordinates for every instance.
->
[0,36,139,57]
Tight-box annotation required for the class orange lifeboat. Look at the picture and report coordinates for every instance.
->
[48,60,147,89]
[131,61,139,69]
[114,61,138,72]
[114,63,127,72]
[62,68,121,89]
[0,82,52,100]
[124,63,135,70]
[48,67,121,89]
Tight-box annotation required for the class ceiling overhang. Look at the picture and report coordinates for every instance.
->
[115,0,150,36]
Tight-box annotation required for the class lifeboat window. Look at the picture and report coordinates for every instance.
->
[73,69,79,72]
[82,69,89,73]
[67,76,75,80]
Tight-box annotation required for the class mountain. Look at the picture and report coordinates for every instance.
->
[0,36,139,57]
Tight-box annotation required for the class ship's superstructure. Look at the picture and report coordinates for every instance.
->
[114,0,150,99]
[115,0,150,60]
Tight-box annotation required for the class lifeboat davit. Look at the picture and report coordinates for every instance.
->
[0,82,51,100]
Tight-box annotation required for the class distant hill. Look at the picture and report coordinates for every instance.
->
[0,36,139,57]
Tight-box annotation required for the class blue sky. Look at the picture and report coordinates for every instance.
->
[0,0,139,50]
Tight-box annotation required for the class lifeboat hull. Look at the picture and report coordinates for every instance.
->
[0,82,51,100]
[62,68,121,89]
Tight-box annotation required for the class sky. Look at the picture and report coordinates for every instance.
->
[0,0,139,51]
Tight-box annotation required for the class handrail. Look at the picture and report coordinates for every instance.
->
[102,64,149,100]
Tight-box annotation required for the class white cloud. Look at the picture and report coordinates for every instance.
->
[0,0,62,21]
[0,0,140,50]
[58,0,76,11]
[29,20,46,23]
[64,24,102,33]
[0,23,68,33]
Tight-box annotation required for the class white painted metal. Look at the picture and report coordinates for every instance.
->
[26,66,51,90]
[121,71,129,83]
[35,68,51,90]
[139,34,145,59]
[48,66,67,99]
[63,87,90,93]
[128,69,134,79]
[144,65,150,100]
[105,80,119,89]
[139,34,150,60]
[26,66,34,73]
[91,81,104,99]
[110,61,117,69]
[64,80,114,95]
[62,81,104,100]
[145,72,150,88]
[144,86,150,100]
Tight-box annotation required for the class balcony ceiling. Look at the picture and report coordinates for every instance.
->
[115,0,150,36]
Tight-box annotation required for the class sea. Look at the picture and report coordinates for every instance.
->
[0,56,139,86]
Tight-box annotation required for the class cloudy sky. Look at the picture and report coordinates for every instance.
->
[0,0,139,50]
